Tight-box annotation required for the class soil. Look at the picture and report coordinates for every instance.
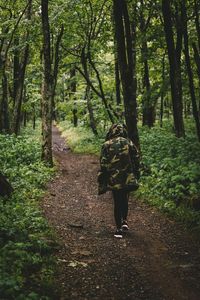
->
[42,126,200,300]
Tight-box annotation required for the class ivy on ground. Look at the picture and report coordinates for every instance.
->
[0,125,58,300]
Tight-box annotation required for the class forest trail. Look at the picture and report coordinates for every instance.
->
[42,126,200,300]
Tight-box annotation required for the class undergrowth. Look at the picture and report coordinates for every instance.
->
[58,121,104,155]
[138,124,200,230]
[0,124,58,300]
[59,120,200,231]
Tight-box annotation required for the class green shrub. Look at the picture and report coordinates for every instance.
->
[0,124,58,299]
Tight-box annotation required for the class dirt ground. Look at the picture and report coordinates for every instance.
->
[42,126,200,300]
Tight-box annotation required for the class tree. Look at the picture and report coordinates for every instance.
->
[162,0,185,138]
[12,0,32,135]
[113,0,139,148]
[181,0,200,141]
[41,0,53,166]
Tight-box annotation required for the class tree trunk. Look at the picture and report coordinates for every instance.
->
[1,67,10,133]
[194,0,200,51]
[162,0,185,138]
[114,53,121,105]
[52,25,64,121]
[85,85,98,135]
[41,0,53,166]
[12,0,32,135]
[12,44,29,134]
[192,42,200,113]
[113,0,139,148]
[139,0,155,128]
[181,0,200,141]
[0,172,13,197]
[69,68,76,97]
[113,25,121,105]
[160,53,166,127]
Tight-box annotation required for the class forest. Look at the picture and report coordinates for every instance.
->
[0,0,200,299]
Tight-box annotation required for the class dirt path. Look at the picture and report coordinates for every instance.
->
[42,126,200,300]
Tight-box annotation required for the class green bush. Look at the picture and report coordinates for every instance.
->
[138,124,200,229]
[0,124,58,300]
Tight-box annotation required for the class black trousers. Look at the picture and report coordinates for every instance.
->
[112,190,129,229]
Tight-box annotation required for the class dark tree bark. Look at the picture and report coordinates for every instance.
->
[114,52,121,105]
[0,3,29,133]
[68,68,78,127]
[52,25,64,121]
[162,0,185,138]
[113,0,139,148]
[181,1,200,141]
[69,68,76,97]
[160,53,166,128]
[113,26,121,105]
[0,172,13,197]
[12,0,32,135]
[193,43,200,82]
[72,103,78,127]
[192,43,200,113]
[41,0,53,166]
[85,85,98,135]
[1,67,10,133]
[12,41,30,134]
[194,0,200,51]
[139,0,155,128]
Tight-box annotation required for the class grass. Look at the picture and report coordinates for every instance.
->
[58,121,105,155]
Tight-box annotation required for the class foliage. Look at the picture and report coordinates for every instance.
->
[58,121,105,155]
[137,121,200,229]
[0,124,58,300]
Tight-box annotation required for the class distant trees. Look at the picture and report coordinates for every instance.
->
[162,0,185,138]
[1,0,200,157]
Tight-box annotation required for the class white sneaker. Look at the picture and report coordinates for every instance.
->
[114,229,123,238]
[122,220,129,231]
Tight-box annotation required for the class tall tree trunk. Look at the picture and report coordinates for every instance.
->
[69,68,76,97]
[113,26,121,105]
[194,0,200,51]
[41,0,53,166]
[113,0,139,148]
[160,53,166,128]
[1,67,10,133]
[52,25,64,121]
[162,0,185,138]
[12,0,32,135]
[114,53,121,105]
[12,44,29,134]
[181,1,200,141]
[140,0,154,128]
[69,68,78,127]
[192,43,200,113]
[85,85,98,135]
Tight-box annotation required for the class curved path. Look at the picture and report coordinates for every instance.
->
[42,126,200,300]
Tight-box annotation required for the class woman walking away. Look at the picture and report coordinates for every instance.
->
[98,124,140,238]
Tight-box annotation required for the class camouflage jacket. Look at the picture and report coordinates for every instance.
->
[98,124,140,194]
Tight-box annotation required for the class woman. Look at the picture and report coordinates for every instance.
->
[98,124,140,238]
